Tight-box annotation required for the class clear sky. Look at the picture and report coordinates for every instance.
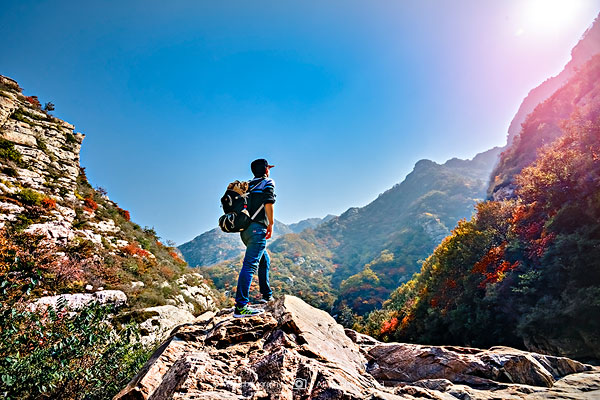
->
[1,1,599,244]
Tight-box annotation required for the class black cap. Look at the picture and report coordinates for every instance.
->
[251,159,275,177]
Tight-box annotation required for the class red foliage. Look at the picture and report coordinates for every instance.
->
[83,197,98,212]
[479,261,520,288]
[41,197,57,209]
[121,243,150,258]
[472,244,507,274]
[169,251,185,264]
[117,207,130,221]
[25,95,41,108]
[380,317,399,335]
[528,232,557,259]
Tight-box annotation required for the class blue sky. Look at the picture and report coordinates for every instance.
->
[1,1,599,244]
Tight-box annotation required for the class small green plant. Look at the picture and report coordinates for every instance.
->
[1,166,18,178]
[0,138,24,165]
[9,108,46,124]
[16,188,44,206]
[36,137,48,152]
[65,133,78,145]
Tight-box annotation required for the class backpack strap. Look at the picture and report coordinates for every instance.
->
[250,203,265,220]
[248,178,266,221]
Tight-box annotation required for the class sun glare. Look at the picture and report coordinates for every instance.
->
[517,0,586,36]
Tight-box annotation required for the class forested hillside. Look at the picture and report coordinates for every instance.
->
[359,54,600,361]
[203,148,501,313]
[489,15,600,200]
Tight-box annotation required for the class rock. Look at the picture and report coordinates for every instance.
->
[29,289,127,312]
[125,305,196,347]
[25,220,75,244]
[114,296,600,400]
[115,296,397,400]
[175,273,217,312]
[0,95,17,125]
[365,343,590,389]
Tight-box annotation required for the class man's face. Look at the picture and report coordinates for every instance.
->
[265,167,271,177]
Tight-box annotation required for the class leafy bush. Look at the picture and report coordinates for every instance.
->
[16,188,44,206]
[0,302,151,400]
[0,138,24,165]
[24,96,41,109]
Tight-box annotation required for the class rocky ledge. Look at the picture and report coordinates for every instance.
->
[115,296,600,400]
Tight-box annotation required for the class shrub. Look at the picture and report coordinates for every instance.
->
[24,96,41,108]
[41,197,56,210]
[121,243,150,258]
[0,138,24,165]
[83,196,98,212]
[65,133,78,145]
[43,102,55,112]
[16,188,44,206]
[117,207,130,221]
[0,302,151,400]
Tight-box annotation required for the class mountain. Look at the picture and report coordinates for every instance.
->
[203,147,501,313]
[506,13,600,147]
[489,13,600,199]
[288,214,335,232]
[360,53,600,361]
[178,216,335,267]
[116,295,600,400]
[0,74,218,313]
[0,74,226,398]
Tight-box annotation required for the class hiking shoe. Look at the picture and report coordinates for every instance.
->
[234,304,265,318]
[256,296,274,304]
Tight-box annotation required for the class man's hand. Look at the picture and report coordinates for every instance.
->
[265,203,274,239]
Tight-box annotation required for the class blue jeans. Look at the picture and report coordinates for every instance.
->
[235,222,272,307]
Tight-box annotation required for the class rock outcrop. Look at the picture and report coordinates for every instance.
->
[115,296,600,400]
[0,75,219,315]
[28,289,128,312]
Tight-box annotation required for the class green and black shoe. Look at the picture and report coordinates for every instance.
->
[234,304,265,318]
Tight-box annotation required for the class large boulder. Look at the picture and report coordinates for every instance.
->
[114,296,600,400]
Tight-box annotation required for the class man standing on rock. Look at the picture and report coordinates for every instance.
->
[234,159,276,318]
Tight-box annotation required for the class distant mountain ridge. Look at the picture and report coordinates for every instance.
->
[178,215,335,267]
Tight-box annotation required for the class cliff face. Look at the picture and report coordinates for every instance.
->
[0,76,84,235]
[0,74,218,315]
[115,295,600,400]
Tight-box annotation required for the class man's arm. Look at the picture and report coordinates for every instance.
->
[265,203,274,239]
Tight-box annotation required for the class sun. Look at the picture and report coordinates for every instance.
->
[516,0,587,36]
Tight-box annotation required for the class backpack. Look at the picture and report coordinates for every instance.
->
[218,179,265,233]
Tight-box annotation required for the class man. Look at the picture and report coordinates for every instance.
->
[233,159,276,318]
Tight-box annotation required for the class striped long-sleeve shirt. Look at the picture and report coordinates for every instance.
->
[247,177,276,227]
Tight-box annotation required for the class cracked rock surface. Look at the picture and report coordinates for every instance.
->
[115,295,600,400]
